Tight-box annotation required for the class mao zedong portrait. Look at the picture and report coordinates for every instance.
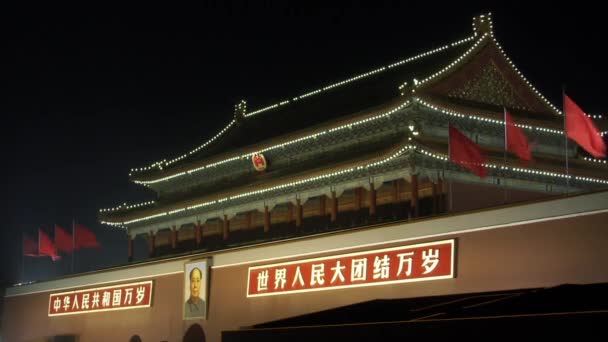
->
[184,267,206,318]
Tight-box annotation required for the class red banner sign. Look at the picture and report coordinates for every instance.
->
[48,280,153,316]
[247,240,454,297]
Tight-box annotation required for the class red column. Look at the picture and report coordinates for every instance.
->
[148,231,155,257]
[330,191,337,222]
[287,202,293,223]
[195,220,202,246]
[437,179,444,213]
[127,235,133,262]
[369,183,377,216]
[295,199,302,227]
[246,211,252,229]
[432,181,438,214]
[393,180,400,202]
[354,188,362,211]
[319,195,326,217]
[264,206,271,232]
[223,215,230,240]
[171,225,178,249]
[411,174,419,218]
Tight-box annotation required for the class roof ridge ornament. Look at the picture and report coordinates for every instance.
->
[234,99,247,124]
[472,13,494,36]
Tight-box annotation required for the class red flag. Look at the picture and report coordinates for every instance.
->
[55,225,74,253]
[23,234,39,256]
[505,111,533,162]
[564,95,606,158]
[74,224,100,249]
[38,229,61,261]
[449,125,487,178]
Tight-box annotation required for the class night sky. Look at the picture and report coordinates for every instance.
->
[2,3,606,286]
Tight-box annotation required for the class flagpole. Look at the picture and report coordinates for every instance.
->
[563,87,570,194]
[503,108,508,204]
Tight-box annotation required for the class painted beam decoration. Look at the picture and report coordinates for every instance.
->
[48,280,153,316]
[247,240,454,297]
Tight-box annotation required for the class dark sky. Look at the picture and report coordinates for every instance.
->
[1,3,606,285]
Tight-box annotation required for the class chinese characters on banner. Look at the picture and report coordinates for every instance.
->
[48,281,153,316]
[247,240,454,297]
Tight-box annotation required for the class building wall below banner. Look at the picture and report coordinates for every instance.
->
[4,273,184,342]
[4,193,608,342]
[205,213,608,341]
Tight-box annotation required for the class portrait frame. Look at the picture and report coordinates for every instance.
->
[183,258,210,320]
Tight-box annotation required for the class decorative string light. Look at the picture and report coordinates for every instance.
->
[415,98,563,134]
[492,40,561,115]
[583,157,608,165]
[574,176,608,184]
[245,37,475,118]
[387,37,475,69]
[475,14,561,116]
[416,146,608,186]
[129,120,236,175]
[99,201,156,213]
[416,33,490,87]
[123,212,168,224]
[413,13,562,117]
[100,221,126,228]
[415,146,602,182]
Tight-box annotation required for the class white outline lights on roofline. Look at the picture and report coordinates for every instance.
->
[491,38,561,115]
[415,14,561,116]
[129,120,236,174]
[244,36,474,118]
[416,33,490,88]
[99,201,156,214]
